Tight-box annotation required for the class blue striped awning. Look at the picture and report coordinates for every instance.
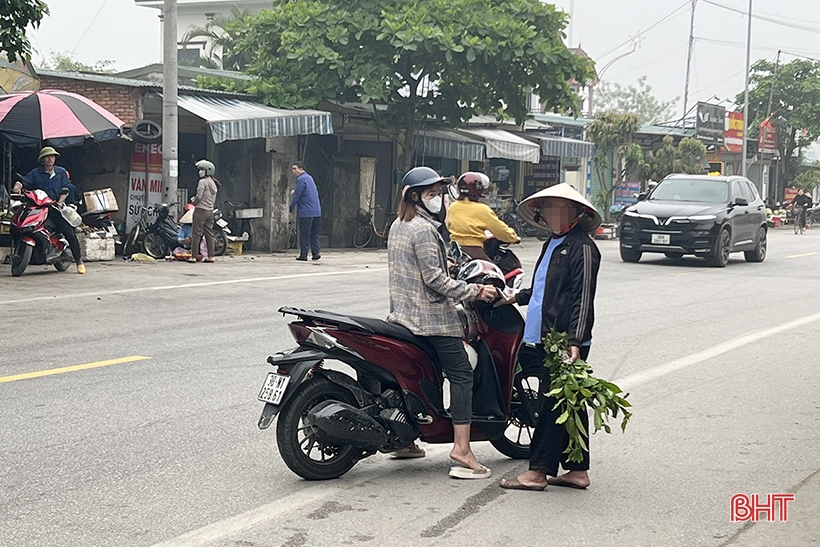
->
[177,95,333,144]
[416,128,484,161]
[535,133,595,158]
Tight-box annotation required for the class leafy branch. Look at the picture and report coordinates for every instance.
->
[541,329,632,463]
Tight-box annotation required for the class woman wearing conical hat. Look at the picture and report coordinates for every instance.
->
[497,183,602,492]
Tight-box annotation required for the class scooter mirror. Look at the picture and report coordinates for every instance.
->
[450,240,462,260]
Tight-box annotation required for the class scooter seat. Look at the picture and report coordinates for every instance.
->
[280,307,439,365]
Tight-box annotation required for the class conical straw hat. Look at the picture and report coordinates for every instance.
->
[517,183,602,234]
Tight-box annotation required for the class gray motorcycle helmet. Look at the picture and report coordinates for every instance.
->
[195,159,215,177]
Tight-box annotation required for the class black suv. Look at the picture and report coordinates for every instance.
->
[619,174,767,267]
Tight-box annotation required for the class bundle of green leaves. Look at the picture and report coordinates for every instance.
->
[542,330,632,463]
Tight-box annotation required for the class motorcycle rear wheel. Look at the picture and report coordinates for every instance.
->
[490,373,537,460]
[143,231,167,259]
[11,242,32,277]
[213,227,228,256]
[276,376,363,480]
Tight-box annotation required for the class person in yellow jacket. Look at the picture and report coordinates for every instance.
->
[446,172,519,261]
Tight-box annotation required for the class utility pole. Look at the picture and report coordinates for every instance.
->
[162,0,179,211]
[741,0,752,178]
[568,0,575,47]
[766,49,781,117]
[682,0,697,121]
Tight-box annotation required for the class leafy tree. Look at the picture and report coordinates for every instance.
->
[643,135,707,182]
[791,162,820,192]
[736,58,820,197]
[42,51,114,73]
[2,0,48,62]
[233,0,592,171]
[586,111,641,220]
[181,6,253,71]
[594,76,678,125]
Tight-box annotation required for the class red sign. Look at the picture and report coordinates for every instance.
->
[784,186,799,204]
[731,493,794,522]
[759,117,778,154]
[724,111,744,153]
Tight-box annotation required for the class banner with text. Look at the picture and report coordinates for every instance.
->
[127,142,163,232]
[523,156,561,197]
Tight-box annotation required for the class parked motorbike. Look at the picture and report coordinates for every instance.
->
[257,245,539,480]
[9,190,74,277]
[501,198,549,240]
[482,236,524,290]
[140,203,229,259]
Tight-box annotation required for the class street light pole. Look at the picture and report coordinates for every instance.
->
[741,0,752,178]
[682,0,697,121]
[162,0,179,210]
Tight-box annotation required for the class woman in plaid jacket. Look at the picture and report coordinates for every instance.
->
[387,167,497,479]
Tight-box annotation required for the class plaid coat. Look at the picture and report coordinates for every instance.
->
[387,209,480,337]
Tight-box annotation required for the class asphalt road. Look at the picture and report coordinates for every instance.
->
[1,229,818,547]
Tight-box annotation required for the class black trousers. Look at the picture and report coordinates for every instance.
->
[519,343,591,476]
[422,336,473,425]
[298,216,321,258]
[48,207,82,264]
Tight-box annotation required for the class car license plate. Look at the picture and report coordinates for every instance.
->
[258,373,291,405]
[651,233,671,245]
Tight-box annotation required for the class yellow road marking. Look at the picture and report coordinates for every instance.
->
[788,252,820,259]
[0,355,151,384]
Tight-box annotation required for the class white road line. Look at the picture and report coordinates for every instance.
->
[616,311,820,390]
[148,488,339,547]
[0,268,387,305]
[147,445,454,547]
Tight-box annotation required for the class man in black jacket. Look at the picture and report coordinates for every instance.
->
[497,184,602,491]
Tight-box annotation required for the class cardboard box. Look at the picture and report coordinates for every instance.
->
[84,188,119,213]
[78,233,115,261]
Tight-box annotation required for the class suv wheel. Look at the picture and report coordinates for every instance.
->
[744,226,767,263]
[707,227,731,267]
[620,246,642,263]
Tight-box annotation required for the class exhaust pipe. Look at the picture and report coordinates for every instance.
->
[305,401,389,450]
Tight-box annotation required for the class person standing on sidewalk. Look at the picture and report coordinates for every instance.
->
[290,162,322,261]
[189,159,220,263]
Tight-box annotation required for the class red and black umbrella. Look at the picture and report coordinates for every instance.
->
[0,89,125,148]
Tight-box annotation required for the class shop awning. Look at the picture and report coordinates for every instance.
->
[534,133,595,158]
[416,128,484,161]
[177,95,333,144]
[457,127,541,163]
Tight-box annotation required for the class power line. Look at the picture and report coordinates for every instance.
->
[606,43,689,80]
[71,0,111,55]
[701,0,820,35]
[597,1,691,59]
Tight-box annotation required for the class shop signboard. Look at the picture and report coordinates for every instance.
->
[784,186,799,205]
[613,181,641,206]
[759,117,778,155]
[127,142,163,231]
[523,156,560,197]
[724,111,744,153]
[696,102,726,144]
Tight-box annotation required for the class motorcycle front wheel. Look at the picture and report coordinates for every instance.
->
[276,376,363,480]
[490,373,538,460]
[11,242,32,277]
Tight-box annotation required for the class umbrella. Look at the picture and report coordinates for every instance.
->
[0,89,125,148]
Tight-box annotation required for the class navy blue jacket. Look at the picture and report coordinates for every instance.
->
[22,166,77,204]
[289,172,321,217]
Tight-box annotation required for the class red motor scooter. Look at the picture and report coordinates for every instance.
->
[257,247,540,480]
[9,189,74,277]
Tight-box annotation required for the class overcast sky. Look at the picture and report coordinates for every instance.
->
[26,0,820,115]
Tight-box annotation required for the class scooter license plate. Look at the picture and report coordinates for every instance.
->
[216,218,229,228]
[258,372,291,405]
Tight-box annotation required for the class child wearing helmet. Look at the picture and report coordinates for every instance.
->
[446,172,519,261]
[387,166,497,478]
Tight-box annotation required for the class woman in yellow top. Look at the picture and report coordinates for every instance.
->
[446,172,520,261]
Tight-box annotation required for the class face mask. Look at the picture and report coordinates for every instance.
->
[198,169,206,178]
[422,195,442,214]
